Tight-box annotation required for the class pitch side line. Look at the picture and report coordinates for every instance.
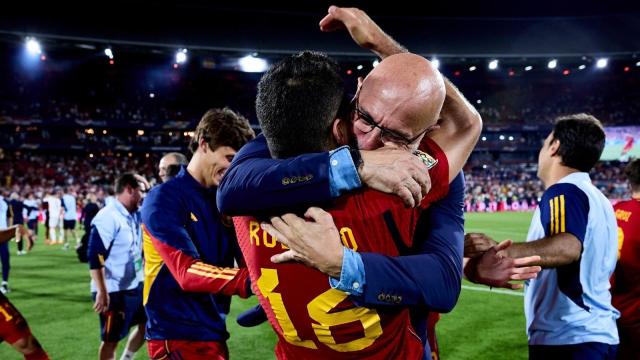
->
[461,285,525,297]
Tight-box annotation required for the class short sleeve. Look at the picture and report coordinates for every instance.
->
[539,183,589,242]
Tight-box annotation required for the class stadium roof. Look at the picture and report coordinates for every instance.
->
[1,0,639,58]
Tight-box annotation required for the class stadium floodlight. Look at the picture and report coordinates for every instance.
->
[469,65,476,71]
[499,135,505,140]
[488,59,498,70]
[481,136,487,141]
[356,65,363,70]
[175,49,188,64]
[524,65,533,71]
[239,55,268,73]
[636,61,640,67]
[476,99,482,104]
[547,59,557,69]
[596,58,608,68]
[372,59,380,67]
[508,136,514,141]
[25,38,42,56]
[104,48,114,59]
[431,58,440,69]
[579,64,586,70]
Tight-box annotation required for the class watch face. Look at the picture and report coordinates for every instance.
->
[413,150,438,170]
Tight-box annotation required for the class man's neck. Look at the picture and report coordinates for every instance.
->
[116,195,133,214]
[186,157,209,188]
[632,191,640,200]
[543,164,579,189]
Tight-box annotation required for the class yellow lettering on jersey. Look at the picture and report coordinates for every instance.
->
[615,209,632,222]
[339,227,358,252]
[249,221,288,249]
[263,227,276,248]
[249,221,260,246]
[308,288,383,352]
[257,268,317,349]
[0,304,13,322]
[617,227,625,260]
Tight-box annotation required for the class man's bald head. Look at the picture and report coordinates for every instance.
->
[158,152,188,182]
[354,53,446,150]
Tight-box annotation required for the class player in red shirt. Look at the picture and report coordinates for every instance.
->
[611,159,640,360]
[0,226,49,360]
[234,48,457,359]
[235,138,448,359]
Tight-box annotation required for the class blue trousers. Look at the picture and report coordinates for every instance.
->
[529,342,617,360]
[0,242,9,282]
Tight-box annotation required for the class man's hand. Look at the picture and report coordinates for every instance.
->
[0,225,21,244]
[134,174,150,192]
[319,5,407,58]
[465,240,542,290]
[93,291,110,313]
[464,232,498,259]
[360,147,431,208]
[262,207,344,278]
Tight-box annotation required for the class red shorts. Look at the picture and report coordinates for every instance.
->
[148,339,228,360]
[0,293,31,344]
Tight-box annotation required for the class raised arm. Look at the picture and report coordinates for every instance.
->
[429,79,483,182]
[320,6,482,182]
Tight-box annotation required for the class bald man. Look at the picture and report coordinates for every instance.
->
[158,152,188,183]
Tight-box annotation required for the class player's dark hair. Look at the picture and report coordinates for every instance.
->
[114,173,140,195]
[256,51,345,158]
[624,159,640,192]
[552,113,605,172]
[189,108,255,154]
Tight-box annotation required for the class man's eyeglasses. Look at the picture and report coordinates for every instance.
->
[351,97,438,147]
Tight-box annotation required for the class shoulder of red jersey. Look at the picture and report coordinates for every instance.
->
[418,137,450,208]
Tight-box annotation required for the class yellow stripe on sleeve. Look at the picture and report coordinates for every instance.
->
[549,199,555,234]
[191,262,238,276]
[554,196,560,235]
[560,195,566,233]
[186,268,235,280]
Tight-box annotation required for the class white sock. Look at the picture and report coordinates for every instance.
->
[120,350,136,360]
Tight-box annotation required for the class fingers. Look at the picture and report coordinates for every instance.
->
[261,223,288,247]
[510,269,540,281]
[493,239,513,252]
[512,255,541,267]
[396,186,416,208]
[404,180,422,208]
[268,216,296,243]
[270,250,297,264]
[318,6,346,32]
[416,171,431,202]
[304,207,331,225]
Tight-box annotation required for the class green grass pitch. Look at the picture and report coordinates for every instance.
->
[0,211,532,359]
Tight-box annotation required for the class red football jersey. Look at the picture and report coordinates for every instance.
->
[612,198,640,326]
[234,138,449,360]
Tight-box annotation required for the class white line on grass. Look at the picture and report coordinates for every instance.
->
[461,285,524,297]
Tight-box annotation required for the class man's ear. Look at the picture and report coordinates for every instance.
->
[199,138,209,153]
[332,117,350,146]
[549,138,560,157]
